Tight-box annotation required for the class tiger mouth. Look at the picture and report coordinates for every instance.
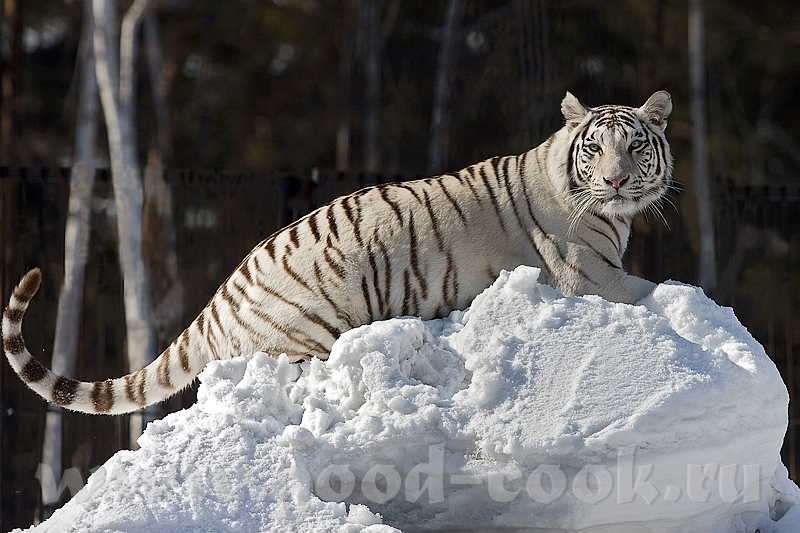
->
[598,194,642,215]
[602,194,630,205]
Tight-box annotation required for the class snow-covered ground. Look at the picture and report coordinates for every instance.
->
[21,266,800,532]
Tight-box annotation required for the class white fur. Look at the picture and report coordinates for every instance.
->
[3,92,673,414]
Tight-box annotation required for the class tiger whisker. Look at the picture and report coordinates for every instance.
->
[567,188,596,236]
[644,200,670,230]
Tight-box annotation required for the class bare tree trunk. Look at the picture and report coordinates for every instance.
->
[427,0,465,175]
[689,0,717,294]
[517,0,554,145]
[143,152,182,350]
[517,0,533,147]
[144,11,173,165]
[336,0,355,171]
[93,0,157,445]
[141,9,182,352]
[1,0,22,163]
[362,0,381,172]
[119,0,150,128]
[38,0,99,521]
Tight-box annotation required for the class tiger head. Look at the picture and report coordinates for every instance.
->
[560,91,674,220]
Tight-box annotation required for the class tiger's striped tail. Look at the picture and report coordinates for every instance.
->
[3,268,206,415]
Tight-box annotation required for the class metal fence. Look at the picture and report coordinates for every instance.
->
[1,166,798,529]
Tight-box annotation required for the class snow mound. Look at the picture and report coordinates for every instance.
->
[24,266,800,532]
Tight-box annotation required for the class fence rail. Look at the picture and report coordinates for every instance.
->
[1,167,798,530]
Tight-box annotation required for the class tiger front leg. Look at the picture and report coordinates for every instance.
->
[615,274,657,305]
[569,250,656,304]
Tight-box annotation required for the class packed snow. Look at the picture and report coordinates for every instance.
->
[21,266,800,532]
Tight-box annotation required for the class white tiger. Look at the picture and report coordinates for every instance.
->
[3,90,673,415]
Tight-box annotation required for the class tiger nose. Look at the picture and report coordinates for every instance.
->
[604,175,629,190]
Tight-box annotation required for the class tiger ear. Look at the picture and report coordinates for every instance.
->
[561,91,589,129]
[640,91,672,130]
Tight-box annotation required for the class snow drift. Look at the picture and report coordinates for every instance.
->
[21,266,800,532]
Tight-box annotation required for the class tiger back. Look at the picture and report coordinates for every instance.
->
[2,90,673,415]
